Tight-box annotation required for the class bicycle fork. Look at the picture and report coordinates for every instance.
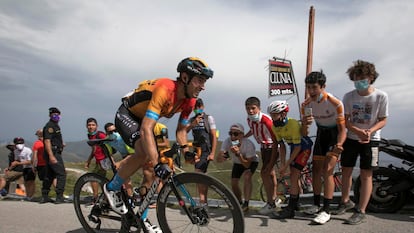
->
[167,177,210,226]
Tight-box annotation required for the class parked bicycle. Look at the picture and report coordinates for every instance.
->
[73,138,244,233]
[259,161,343,203]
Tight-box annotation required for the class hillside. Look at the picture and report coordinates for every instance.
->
[0,140,226,169]
[0,140,91,169]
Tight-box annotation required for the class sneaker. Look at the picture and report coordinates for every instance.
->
[303,205,320,215]
[103,184,128,215]
[0,188,7,196]
[312,211,331,224]
[144,219,162,233]
[258,202,276,215]
[241,201,249,212]
[331,200,355,215]
[270,207,295,219]
[275,198,283,207]
[344,209,366,225]
[39,196,54,204]
[55,196,66,204]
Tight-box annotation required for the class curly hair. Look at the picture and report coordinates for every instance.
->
[346,60,379,84]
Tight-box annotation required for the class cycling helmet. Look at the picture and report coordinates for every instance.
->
[177,57,214,79]
[267,100,289,114]
[13,137,25,144]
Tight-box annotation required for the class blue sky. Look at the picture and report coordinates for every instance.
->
[0,0,413,147]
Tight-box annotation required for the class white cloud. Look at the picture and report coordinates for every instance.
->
[0,0,412,146]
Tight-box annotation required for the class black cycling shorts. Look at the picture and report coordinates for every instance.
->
[115,104,142,148]
[313,127,338,159]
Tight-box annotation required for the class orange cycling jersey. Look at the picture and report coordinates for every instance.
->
[123,78,195,125]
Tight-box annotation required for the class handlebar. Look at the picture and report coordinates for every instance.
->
[87,138,114,146]
[159,142,202,169]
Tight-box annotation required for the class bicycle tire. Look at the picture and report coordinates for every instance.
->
[156,172,245,233]
[73,173,134,233]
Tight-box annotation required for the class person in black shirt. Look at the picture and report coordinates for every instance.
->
[40,107,66,204]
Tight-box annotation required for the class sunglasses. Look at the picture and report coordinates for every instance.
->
[228,131,241,137]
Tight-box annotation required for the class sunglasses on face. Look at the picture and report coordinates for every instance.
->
[228,131,241,137]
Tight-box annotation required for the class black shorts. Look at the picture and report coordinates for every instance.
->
[195,151,210,173]
[36,166,47,181]
[341,138,380,169]
[313,127,338,160]
[115,104,142,147]
[231,162,259,179]
[23,168,36,181]
[260,148,275,168]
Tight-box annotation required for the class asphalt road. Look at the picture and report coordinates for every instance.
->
[0,199,413,233]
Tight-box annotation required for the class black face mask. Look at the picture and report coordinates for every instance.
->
[273,117,288,127]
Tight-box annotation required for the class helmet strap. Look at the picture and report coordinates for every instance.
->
[181,73,193,98]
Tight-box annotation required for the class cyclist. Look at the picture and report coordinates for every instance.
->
[268,100,313,219]
[301,71,347,224]
[103,57,214,223]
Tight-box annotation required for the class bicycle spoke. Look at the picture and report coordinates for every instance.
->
[157,172,244,233]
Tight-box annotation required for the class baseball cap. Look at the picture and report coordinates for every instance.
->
[49,107,61,114]
[229,123,244,133]
[13,137,25,145]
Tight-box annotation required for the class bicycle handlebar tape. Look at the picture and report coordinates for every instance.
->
[160,156,174,169]
[154,163,172,179]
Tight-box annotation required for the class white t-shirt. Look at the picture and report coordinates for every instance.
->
[221,137,259,164]
[14,146,33,169]
[343,88,389,141]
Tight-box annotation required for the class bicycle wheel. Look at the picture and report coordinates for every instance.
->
[156,172,244,233]
[73,173,135,233]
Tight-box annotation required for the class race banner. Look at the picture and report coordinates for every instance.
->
[268,58,296,97]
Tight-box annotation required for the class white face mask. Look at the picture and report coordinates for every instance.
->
[231,140,240,146]
[16,144,24,150]
[248,113,260,122]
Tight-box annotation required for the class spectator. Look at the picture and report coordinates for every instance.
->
[104,122,135,197]
[217,123,259,212]
[335,60,388,225]
[11,137,36,200]
[86,118,112,202]
[301,71,347,224]
[41,107,66,204]
[32,129,57,192]
[244,96,281,215]
[187,98,218,206]
[0,143,24,196]
[266,101,313,219]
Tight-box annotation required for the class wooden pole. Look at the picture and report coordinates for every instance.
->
[305,6,315,99]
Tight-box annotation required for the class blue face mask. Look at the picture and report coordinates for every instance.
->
[88,131,97,136]
[317,93,324,102]
[108,132,121,141]
[194,109,203,115]
[51,114,60,122]
[354,79,370,91]
[248,113,260,122]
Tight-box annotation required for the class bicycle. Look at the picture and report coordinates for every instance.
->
[73,138,244,233]
[259,161,343,203]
